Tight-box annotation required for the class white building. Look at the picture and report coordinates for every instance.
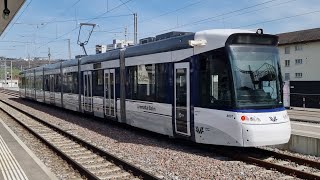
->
[278,28,320,108]
[96,40,134,54]
[0,80,19,88]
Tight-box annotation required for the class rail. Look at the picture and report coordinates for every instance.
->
[211,146,320,180]
[0,99,160,180]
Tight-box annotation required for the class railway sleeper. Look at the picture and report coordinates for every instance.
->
[72,154,98,161]
[63,147,87,154]
[84,162,114,170]
[59,144,82,150]
[91,166,122,175]
[51,140,74,145]
[98,172,132,180]
[67,150,92,157]
[53,142,79,148]
[77,157,105,164]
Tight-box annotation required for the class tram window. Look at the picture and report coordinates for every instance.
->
[155,63,168,103]
[54,74,61,92]
[138,64,155,100]
[63,73,71,93]
[35,76,39,90]
[20,76,26,88]
[62,72,77,94]
[127,63,168,103]
[92,70,103,96]
[72,72,79,94]
[127,66,137,99]
[44,75,50,91]
[35,76,43,90]
[198,48,232,108]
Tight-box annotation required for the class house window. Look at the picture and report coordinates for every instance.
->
[285,47,290,54]
[295,73,302,78]
[295,44,303,51]
[295,59,303,64]
[285,60,290,67]
[284,73,290,81]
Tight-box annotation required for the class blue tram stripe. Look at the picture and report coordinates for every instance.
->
[231,107,286,113]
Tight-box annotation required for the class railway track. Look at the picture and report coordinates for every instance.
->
[210,146,320,179]
[0,99,160,180]
[1,90,319,179]
[0,89,20,97]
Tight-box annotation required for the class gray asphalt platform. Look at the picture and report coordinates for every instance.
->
[0,118,57,180]
[274,108,320,156]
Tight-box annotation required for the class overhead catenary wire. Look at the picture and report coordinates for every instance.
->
[94,0,205,34]
[40,0,82,29]
[4,0,317,60]
[17,14,132,25]
[98,0,281,37]
[234,9,320,28]
[35,0,135,52]
[188,0,298,26]
[140,0,282,37]
[118,0,134,14]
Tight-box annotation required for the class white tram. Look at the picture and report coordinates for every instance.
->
[19,29,291,147]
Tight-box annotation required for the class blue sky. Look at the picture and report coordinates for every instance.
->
[0,0,319,59]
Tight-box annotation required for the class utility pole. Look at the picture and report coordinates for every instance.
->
[67,39,71,60]
[4,58,6,87]
[124,27,127,43]
[28,54,31,68]
[48,47,51,63]
[10,60,12,88]
[133,13,137,45]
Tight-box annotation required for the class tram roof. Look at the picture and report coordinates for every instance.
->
[20,29,261,72]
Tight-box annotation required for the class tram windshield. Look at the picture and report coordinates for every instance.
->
[228,45,283,108]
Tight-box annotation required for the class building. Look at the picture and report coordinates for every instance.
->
[95,40,134,54]
[278,28,320,108]
[0,79,18,88]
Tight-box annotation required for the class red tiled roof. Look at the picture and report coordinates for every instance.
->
[277,28,320,45]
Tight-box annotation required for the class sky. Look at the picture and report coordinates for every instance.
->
[0,0,319,59]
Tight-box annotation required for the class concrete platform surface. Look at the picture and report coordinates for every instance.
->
[0,118,58,180]
[0,87,19,92]
[275,121,320,156]
[287,108,320,123]
[291,121,320,139]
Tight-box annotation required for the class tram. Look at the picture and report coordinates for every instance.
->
[19,28,291,147]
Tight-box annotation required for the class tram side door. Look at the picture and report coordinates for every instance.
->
[174,62,191,136]
[83,71,93,112]
[49,75,55,103]
[104,69,116,118]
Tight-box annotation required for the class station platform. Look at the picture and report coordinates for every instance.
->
[273,108,320,156]
[0,119,57,180]
[0,87,19,92]
[287,107,320,123]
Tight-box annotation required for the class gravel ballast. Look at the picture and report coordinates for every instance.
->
[0,93,307,179]
[0,110,84,180]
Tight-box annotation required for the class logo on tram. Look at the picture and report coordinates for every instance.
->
[269,116,278,122]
